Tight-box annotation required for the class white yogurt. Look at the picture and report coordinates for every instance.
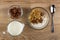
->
[7,21,25,36]
[30,16,49,29]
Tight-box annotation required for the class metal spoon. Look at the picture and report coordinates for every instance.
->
[50,5,56,33]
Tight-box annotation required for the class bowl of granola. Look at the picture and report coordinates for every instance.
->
[28,7,50,29]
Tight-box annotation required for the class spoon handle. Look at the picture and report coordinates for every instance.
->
[51,14,54,33]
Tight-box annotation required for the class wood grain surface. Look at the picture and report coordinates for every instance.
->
[0,0,60,40]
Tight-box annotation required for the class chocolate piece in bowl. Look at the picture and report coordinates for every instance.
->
[9,5,23,19]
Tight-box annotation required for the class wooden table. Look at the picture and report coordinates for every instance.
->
[0,0,60,40]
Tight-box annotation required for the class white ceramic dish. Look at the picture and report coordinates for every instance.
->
[7,21,25,36]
